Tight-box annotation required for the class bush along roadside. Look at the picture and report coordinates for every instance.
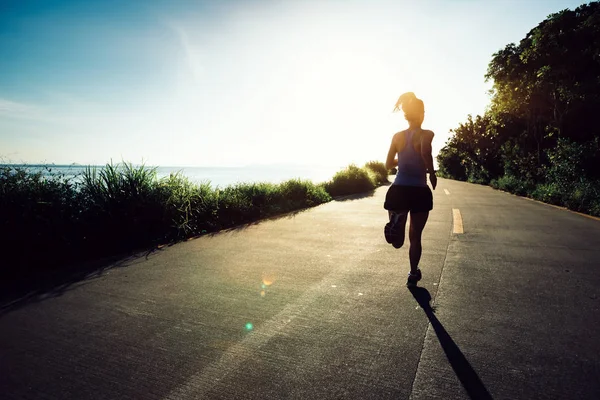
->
[484,139,600,216]
[435,3,600,218]
[0,161,389,280]
[323,161,390,197]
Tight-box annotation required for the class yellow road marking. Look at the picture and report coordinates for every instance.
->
[444,189,450,195]
[452,208,464,234]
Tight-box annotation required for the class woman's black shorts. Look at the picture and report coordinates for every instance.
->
[384,184,433,213]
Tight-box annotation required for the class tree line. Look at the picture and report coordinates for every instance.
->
[437,1,600,216]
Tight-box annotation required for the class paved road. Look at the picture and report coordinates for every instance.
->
[2,178,600,399]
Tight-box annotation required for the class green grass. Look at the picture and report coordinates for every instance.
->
[530,179,600,216]
[490,174,600,217]
[323,164,378,197]
[489,175,534,197]
[1,161,386,281]
[363,161,390,185]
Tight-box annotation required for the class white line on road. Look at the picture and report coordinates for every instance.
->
[452,209,464,234]
[444,189,450,195]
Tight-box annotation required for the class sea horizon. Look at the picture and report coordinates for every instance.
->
[1,162,350,188]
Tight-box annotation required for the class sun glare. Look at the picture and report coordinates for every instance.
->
[1,1,490,167]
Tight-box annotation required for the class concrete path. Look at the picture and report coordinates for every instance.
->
[1,178,600,399]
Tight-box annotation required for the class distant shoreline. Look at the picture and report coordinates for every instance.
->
[0,163,347,188]
[0,162,347,169]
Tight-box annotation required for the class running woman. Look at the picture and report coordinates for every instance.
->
[384,92,437,287]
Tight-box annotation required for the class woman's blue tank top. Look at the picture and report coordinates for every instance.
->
[393,129,427,187]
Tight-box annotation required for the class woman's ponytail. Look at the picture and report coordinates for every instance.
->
[393,92,424,123]
[393,92,417,112]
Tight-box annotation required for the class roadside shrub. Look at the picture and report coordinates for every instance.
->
[159,173,218,237]
[278,179,331,209]
[79,163,167,252]
[436,145,467,181]
[215,179,331,226]
[590,200,600,217]
[363,161,389,185]
[561,180,600,214]
[0,161,385,282]
[466,164,492,185]
[530,182,563,206]
[525,139,600,215]
[490,175,534,196]
[215,183,259,226]
[0,166,80,269]
[323,164,376,197]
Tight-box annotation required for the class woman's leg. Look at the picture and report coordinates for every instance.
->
[388,210,408,248]
[408,211,429,273]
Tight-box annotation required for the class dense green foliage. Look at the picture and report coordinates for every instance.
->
[323,163,383,197]
[437,2,600,216]
[364,161,391,185]
[1,161,387,280]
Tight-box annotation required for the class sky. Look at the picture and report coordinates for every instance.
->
[0,0,590,167]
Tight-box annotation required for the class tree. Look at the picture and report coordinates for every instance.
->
[439,1,600,186]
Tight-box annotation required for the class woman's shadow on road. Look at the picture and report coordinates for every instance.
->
[409,286,493,400]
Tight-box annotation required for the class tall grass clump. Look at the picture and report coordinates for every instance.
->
[0,165,80,272]
[363,161,390,185]
[215,179,331,226]
[323,164,377,197]
[277,179,331,209]
[0,163,340,282]
[79,163,168,253]
[1,160,391,283]
[159,173,218,237]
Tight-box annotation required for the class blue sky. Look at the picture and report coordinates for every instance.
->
[0,0,590,167]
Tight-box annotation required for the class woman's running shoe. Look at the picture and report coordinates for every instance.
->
[406,269,422,287]
[384,212,405,248]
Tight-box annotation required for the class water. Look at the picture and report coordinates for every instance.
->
[3,164,342,188]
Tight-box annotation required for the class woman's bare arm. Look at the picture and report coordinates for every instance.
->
[420,130,437,189]
[385,134,398,169]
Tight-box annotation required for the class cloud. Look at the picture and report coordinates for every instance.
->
[0,96,87,127]
[165,21,204,83]
[0,98,38,118]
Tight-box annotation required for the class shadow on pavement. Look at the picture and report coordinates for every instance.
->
[332,189,379,202]
[409,287,493,400]
[333,181,391,202]
[1,197,328,313]
[0,206,315,313]
[0,249,158,318]
[0,187,383,316]
[186,207,314,241]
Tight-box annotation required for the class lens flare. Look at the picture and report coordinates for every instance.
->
[262,278,273,286]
